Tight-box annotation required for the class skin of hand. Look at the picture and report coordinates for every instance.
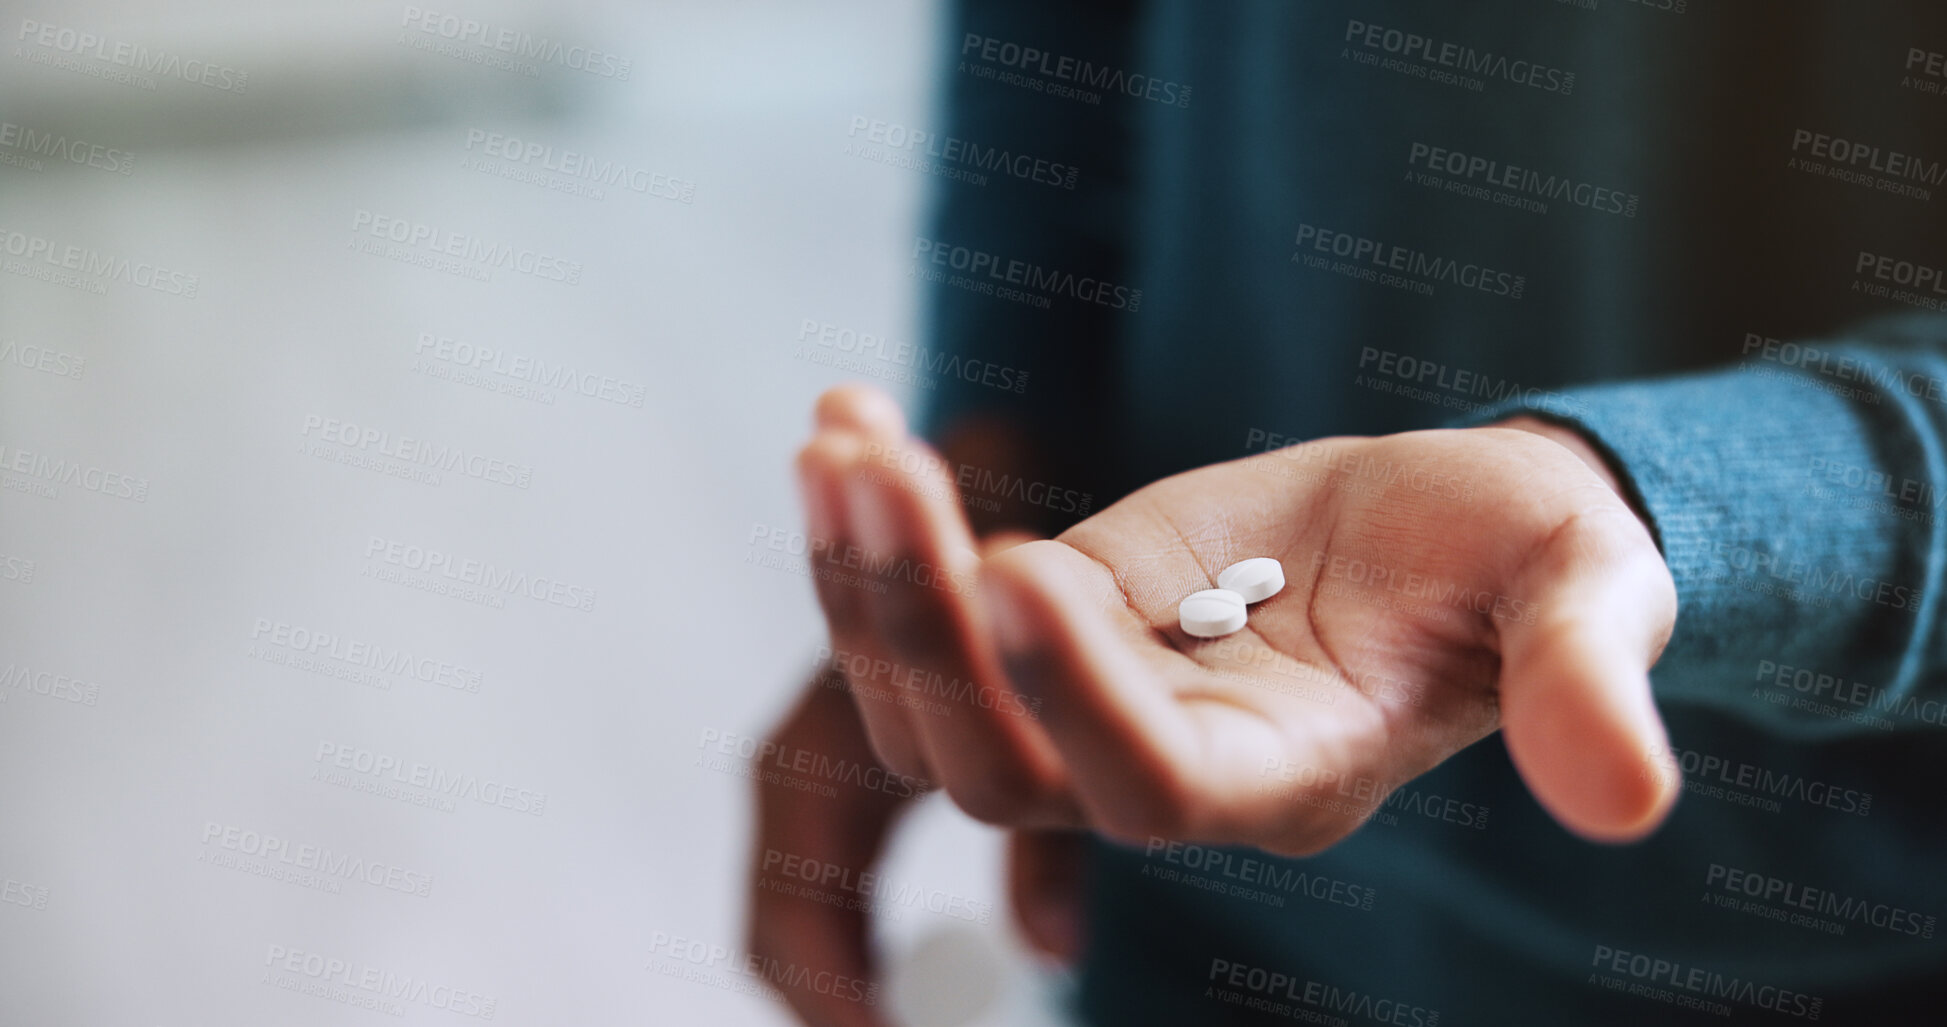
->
[746,384,1679,1025]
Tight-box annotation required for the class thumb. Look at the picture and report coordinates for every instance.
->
[1495,511,1680,843]
[747,676,907,1027]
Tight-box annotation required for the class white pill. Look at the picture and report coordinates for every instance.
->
[1217,557,1285,604]
[1179,588,1248,638]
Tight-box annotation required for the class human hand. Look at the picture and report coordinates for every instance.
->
[745,387,1061,1026]
[749,385,1680,1022]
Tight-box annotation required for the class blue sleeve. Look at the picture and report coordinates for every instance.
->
[1475,315,1947,738]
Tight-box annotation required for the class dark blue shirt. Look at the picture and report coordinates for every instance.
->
[918,2,1947,1023]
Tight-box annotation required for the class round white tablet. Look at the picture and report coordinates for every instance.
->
[1179,588,1248,638]
[1217,557,1285,604]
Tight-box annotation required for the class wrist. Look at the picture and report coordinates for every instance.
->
[1493,416,1647,525]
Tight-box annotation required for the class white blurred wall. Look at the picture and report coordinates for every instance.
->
[0,2,1062,1023]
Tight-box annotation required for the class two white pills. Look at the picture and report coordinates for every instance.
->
[1177,558,1285,638]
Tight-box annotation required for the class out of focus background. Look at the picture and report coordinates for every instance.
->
[0,1,1055,1022]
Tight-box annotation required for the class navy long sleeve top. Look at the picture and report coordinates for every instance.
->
[911,2,1947,1023]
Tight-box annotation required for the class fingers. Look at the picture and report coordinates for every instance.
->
[747,678,910,1027]
[1006,830,1088,964]
[798,385,1075,827]
[1496,509,1680,842]
[798,427,929,778]
[845,433,1077,827]
[980,540,1255,842]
